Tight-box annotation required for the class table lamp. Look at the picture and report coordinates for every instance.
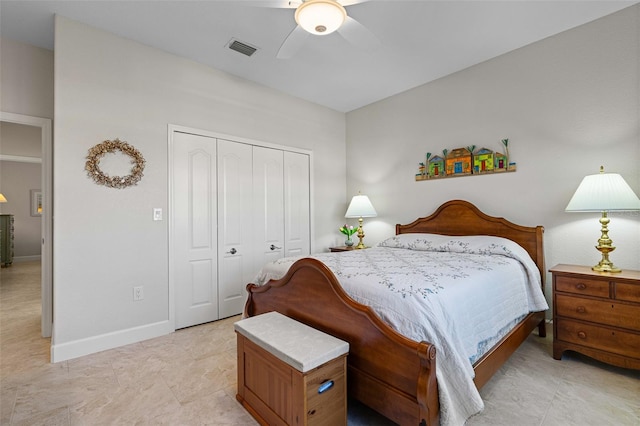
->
[345,193,377,249]
[565,166,640,272]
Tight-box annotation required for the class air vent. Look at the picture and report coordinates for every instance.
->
[228,39,258,57]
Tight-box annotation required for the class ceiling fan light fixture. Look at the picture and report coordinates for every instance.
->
[295,0,346,36]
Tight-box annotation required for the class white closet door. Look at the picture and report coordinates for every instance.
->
[217,139,253,318]
[284,151,310,258]
[253,146,285,272]
[173,132,218,329]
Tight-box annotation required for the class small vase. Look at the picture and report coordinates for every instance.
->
[345,238,354,247]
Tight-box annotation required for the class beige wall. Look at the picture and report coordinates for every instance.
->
[52,16,346,360]
[346,5,640,306]
[0,38,54,119]
[1,122,42,157]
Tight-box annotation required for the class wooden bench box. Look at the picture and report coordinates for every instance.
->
[235,312,349,425]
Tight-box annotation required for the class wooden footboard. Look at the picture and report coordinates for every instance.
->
[245,258,439,426]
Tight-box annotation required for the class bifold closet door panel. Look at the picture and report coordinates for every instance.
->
[253,146,285,273]
[284,151,310,258]
[217,139,254,318]
[172,132,218,329]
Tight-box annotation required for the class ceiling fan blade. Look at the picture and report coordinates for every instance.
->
[339,0,369,6]
[337,16,381,52]
[242,0,297,8]
[252,0,364,8]
[277,25,309,59]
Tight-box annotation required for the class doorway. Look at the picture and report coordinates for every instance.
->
[0,111,52,338]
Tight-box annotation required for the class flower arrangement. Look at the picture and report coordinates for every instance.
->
[339,224,357,246]
[339,224,357,237]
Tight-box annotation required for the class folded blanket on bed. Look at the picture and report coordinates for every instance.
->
[254,234,548,426]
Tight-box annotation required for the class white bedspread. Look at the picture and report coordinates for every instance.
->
[254,234,548,426]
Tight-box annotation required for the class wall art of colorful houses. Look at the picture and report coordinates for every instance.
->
[416,139,515,181]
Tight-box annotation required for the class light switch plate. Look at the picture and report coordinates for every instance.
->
[153,208,162,221]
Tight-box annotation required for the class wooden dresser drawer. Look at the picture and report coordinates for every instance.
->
[555,275,610,298]
[555,294,640,330]
[556,318,640,360]
[616,282,640,303]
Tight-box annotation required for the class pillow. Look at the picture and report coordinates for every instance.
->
[378,233,532,266]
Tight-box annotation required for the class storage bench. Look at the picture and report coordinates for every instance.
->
[235,311,349,426]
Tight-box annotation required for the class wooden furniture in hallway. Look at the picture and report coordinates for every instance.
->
[0,214,14,267]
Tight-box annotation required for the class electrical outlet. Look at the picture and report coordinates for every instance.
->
[133,286,144,301]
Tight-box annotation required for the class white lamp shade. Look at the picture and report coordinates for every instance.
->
[0,193,7,203]
[345,194,377,218]
[566,171,640,212]
[295,0,346,35]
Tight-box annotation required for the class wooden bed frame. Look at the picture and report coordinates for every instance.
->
[243,200,546,426]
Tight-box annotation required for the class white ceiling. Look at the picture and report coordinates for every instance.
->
[1,0,636,112]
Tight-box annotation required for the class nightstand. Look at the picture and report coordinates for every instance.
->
[329,246,356,252]
[550,264,640,370]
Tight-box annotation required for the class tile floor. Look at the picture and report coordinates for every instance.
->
[1,261,638,425]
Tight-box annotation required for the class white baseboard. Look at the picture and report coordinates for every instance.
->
[50,320,174,363]
[13,255,42,263]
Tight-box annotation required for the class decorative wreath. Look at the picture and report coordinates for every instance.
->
[85,139,146,189]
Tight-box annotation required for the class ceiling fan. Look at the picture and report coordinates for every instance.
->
[272,0,380,59]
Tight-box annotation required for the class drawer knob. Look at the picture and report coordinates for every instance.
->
[577,331,587,339]
[576,306,586,314]
[318,380,334,394]
[575,283,586,290]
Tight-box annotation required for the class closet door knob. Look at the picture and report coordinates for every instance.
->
[270,244,282,251]
[227,248,237,255]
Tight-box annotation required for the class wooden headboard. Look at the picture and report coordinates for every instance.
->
[395,200,545,281]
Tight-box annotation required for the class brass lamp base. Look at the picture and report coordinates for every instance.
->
[592,211,621,273]
[592,256,621,273]
[355,217,366,249]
